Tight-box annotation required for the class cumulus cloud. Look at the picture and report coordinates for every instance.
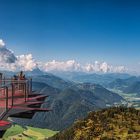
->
[0,52,37,71]
[0,62,16,71]
[88,61,126,73]
[0,39,17,71]
[42,60,126,73]
[43,60,81,72]
[83,61,126,73]
[16,54,37,71]
[0,39,37,71]
[0,39,127,73]
[84,61,110,73]
[0,47,17,64]
[0,39,5,48]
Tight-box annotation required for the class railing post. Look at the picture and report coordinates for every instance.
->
[5,86,8,111]
[11,83,14,106]
[27,80,29,101]
[24,83,27,102]
[0,73,2,87]
[3,76,5,86]
[30,78,32,94]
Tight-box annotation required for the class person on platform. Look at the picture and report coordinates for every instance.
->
[18,71,26,80]
[18,71,26,90]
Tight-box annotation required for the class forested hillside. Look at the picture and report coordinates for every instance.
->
[48,107,140,140]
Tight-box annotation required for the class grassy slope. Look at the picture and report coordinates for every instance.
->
[3,125,58,140]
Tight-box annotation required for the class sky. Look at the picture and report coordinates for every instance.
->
[0,0,140,73]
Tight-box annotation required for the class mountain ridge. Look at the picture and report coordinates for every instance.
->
[11,74,124,130]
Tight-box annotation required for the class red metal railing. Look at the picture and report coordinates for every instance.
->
[0,78,32,119]
[0,86,8,119]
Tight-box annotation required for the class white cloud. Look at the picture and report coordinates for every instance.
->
[43,60,81,72]
[84,61,110,73]
[16,54,37,71]
[0,39,127,73]
[0,39,5,48]
[0,53,37,71]
[0,48,17,63]
[83,61,126,73]
[41,60,126,73]
[0,39,37,71]
[112,66,126,73]
[0,62,16,71]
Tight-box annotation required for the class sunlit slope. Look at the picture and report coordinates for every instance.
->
[49,107,140,140]
[3,125,58,140]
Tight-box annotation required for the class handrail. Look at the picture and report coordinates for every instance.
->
[0,86,9,119]
[0,73,33,121]
[0,78,32,119]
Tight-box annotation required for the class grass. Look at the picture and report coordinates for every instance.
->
[3,124,58,140]
[3,125,25,138]
[27,126,58,138]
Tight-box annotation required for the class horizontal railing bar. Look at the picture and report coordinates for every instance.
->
[0,80,29,82]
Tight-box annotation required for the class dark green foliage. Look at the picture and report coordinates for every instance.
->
[48,107,140,140]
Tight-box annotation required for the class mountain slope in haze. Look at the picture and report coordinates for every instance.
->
[31,83,124,130]
[32,81,60,94]
[123,81,140,95]
[107,76,140,95]
[25,68,45,76]
[107,76,140,90]
[12,74,124,131]
[48,107,140,140]
[76,83,123,104]
[53,72,131,86]
[2,69,72,89]
[33,74,72,90]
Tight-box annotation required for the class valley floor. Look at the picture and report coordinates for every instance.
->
[108,89,140,109]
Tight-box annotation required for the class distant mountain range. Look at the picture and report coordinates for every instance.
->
[0,68,132,82]
[4,69,139,136]
[32,81,124,130]
[107,76,140,95]
[52,71,131,85]
[3,69,140,131]
[12,73,124,130]
[124,81,140,95]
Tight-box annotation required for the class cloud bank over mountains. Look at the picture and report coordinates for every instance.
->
[42,60,126,73]
[0,39,126,73]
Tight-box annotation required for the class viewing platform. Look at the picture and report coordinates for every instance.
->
[0,71,50,137]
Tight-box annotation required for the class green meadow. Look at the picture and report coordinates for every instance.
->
[3,125,58,140]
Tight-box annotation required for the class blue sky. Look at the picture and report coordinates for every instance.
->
[0,0,140,72]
